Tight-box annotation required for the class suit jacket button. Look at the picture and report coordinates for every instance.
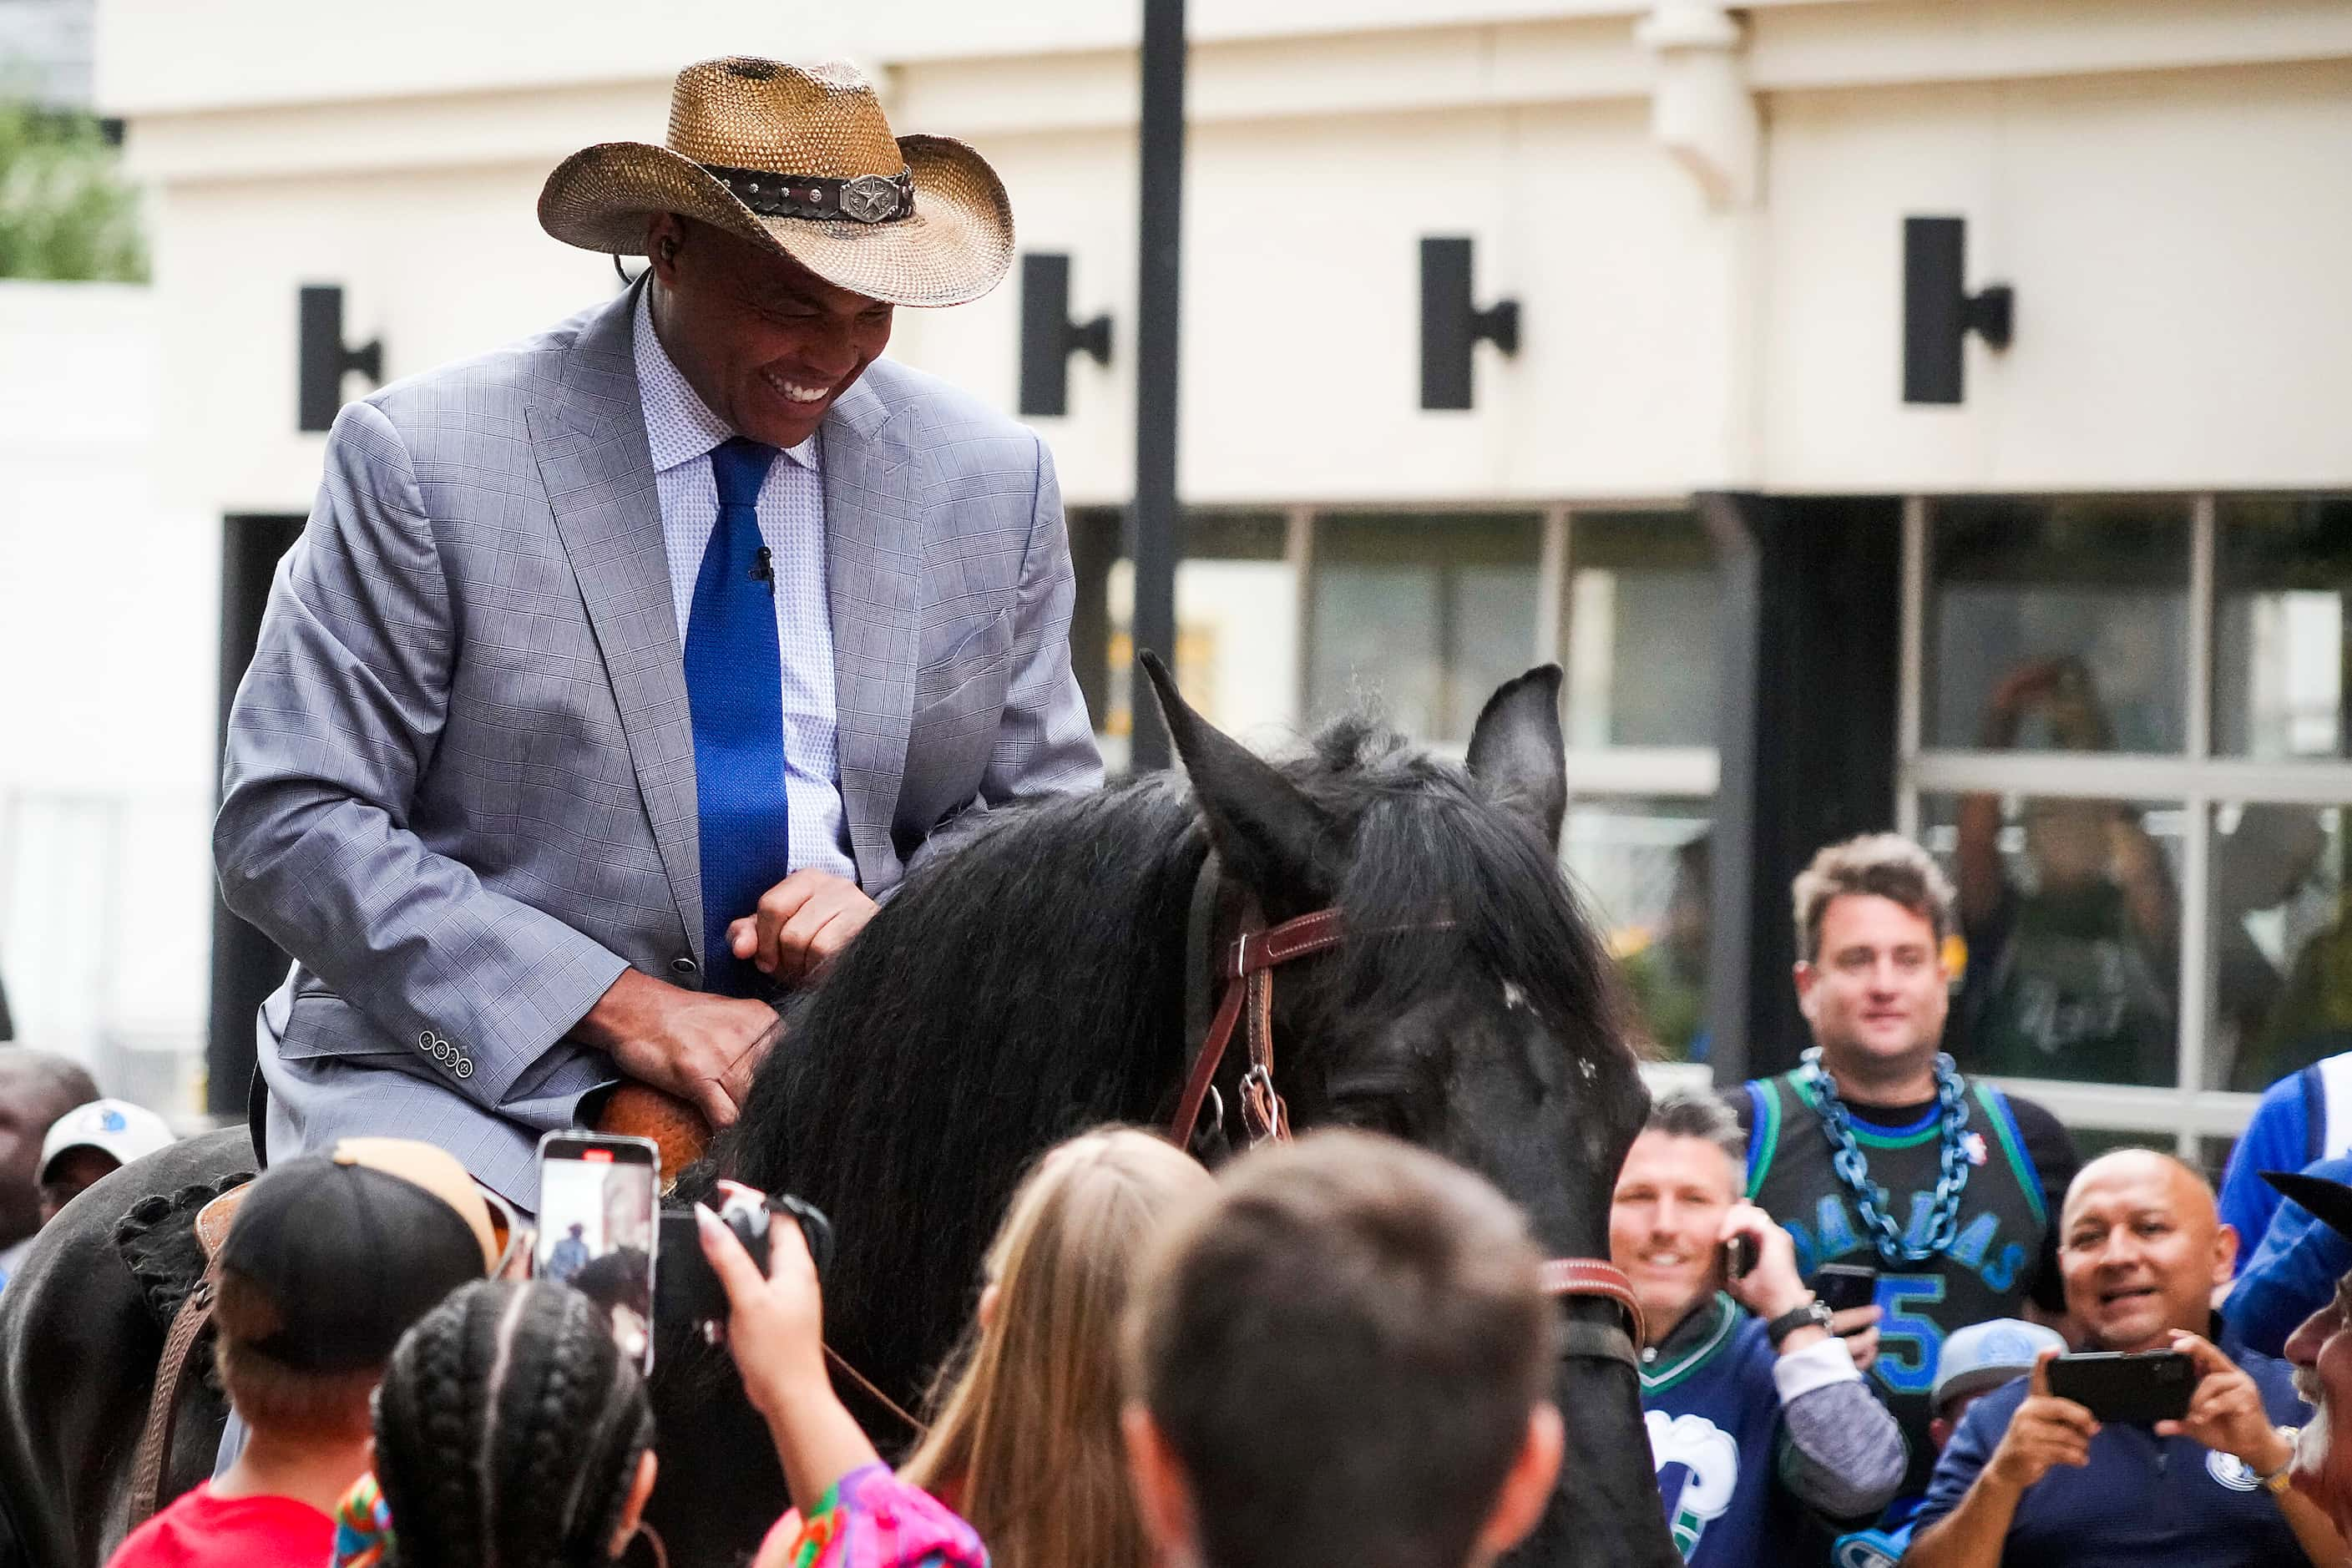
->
[670,957,698,978]
[454,1058,474,1080]
[418,1030,435,1050]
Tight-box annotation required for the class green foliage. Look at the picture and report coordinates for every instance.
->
[0,99,147,282]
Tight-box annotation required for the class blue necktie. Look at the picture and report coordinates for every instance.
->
[685,437,790,996]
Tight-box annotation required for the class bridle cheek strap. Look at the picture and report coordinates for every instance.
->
[1166,906,1344,1151]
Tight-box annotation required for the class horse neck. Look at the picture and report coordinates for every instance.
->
[1514,1348,1684,1568]
[731,807,1207,1402]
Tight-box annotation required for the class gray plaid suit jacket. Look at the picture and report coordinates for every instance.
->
[215,284,1101,1206]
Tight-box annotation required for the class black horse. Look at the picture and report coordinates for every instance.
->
[0,662,1677,1568]
[0,1125,257,1568]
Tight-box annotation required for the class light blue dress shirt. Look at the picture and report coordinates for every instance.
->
[632,286,856,883]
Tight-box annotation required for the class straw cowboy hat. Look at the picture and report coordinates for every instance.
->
[539,57,1013,307]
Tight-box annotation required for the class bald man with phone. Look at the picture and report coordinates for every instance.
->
[1905,1151,2339,1568]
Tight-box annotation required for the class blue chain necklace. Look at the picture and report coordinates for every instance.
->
[1800,1047,1973,1263]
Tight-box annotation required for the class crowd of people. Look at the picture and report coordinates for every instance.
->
[1607,832,2352,1566]
[52,1121,1576,1568]
[1601,832,2352,1566]
[0,1049,172,1289]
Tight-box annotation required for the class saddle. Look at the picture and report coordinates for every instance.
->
[594,1084,713,1179]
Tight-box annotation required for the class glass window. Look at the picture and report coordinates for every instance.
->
[2197,1136,2238,1189]
[1087,511,1297,767]
[1920,792,2183,1086]
[1307,513,1541,746]
[1926,497,2191,754]
[1564,511,1718,748]
[2208,801,2349,1092]
[2215,495,2352,761]
[1561,797,1713,1062]
[2070,1128,2177,1163]
[1069,508,1121,736]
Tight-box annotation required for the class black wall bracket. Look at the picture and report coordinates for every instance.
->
[1019,253,1113,417]
[1420,236,1520,411]
[1902,216,2013,405]
[298,285,384,432]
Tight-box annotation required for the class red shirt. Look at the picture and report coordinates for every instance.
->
[104,1484,335,1568]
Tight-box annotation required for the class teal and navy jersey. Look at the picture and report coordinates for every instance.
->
[1732,1071,2077,1505]
[1641,1294,1792,1568]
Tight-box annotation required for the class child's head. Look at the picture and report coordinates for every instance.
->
[372,1281,656,1568]
[212,1145,493,1446]
[1123,1130,1562,1568]
[903,1126,1212,1568]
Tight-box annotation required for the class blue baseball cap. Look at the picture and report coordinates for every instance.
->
[1931,1318,2068,1412]
[2265,1169,2352,1242]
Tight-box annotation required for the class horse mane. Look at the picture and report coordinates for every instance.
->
[708,772,1206,1397]
[707,709,1624,1404]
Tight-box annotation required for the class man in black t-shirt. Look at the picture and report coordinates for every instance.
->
[1732,832,2081,1531]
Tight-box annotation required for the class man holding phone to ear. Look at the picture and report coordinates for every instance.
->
[1904,1150,2339,1567]
[1611,1090,1905,1561]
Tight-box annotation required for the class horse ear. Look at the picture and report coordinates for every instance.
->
[1467,665,1567,849]
[1141,652,1338,918]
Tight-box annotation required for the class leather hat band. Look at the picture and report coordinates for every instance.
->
[701,163,916,224]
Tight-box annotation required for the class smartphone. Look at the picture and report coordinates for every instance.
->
[1719,1233,1757,1284]
[535,1130,660,1372]
[2046,1350,2196,1424]
[1810,1262,1879,1317]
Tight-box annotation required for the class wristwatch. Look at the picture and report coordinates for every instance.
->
[2258,1429,2301,1497]
[1765,1299,1836,1348]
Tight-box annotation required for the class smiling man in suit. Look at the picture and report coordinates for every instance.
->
[215,58,1100,1207]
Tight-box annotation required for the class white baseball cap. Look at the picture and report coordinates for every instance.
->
[38,1098,175,1181]
[1930,1318,2069,1413]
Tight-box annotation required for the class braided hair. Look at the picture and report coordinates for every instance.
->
[372,1281,655,1568]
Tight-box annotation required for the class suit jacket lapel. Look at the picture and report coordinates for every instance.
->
[820,377,919,888]
[529,284,705,964]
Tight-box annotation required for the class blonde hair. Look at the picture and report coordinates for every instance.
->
[901,1127,1212,1568]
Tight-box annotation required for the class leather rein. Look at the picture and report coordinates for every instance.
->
[1166,854,1645,1367]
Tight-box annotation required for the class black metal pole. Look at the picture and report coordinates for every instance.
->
[208,514,306,1115]
[1128,0,1186,773]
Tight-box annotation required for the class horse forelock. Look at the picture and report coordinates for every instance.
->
[1284,719,1627,1081]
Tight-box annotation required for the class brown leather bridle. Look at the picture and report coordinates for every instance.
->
[1166,856,1645,1365]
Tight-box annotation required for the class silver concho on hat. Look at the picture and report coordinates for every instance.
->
[841,173,903,224]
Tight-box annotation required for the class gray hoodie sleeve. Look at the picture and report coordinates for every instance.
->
[1771,1339,1909,1520]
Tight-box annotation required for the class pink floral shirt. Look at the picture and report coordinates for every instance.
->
[761,1465,986,1568]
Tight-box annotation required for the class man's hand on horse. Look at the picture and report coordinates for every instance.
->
[579,969,780,1128]
[728,869,878,987]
